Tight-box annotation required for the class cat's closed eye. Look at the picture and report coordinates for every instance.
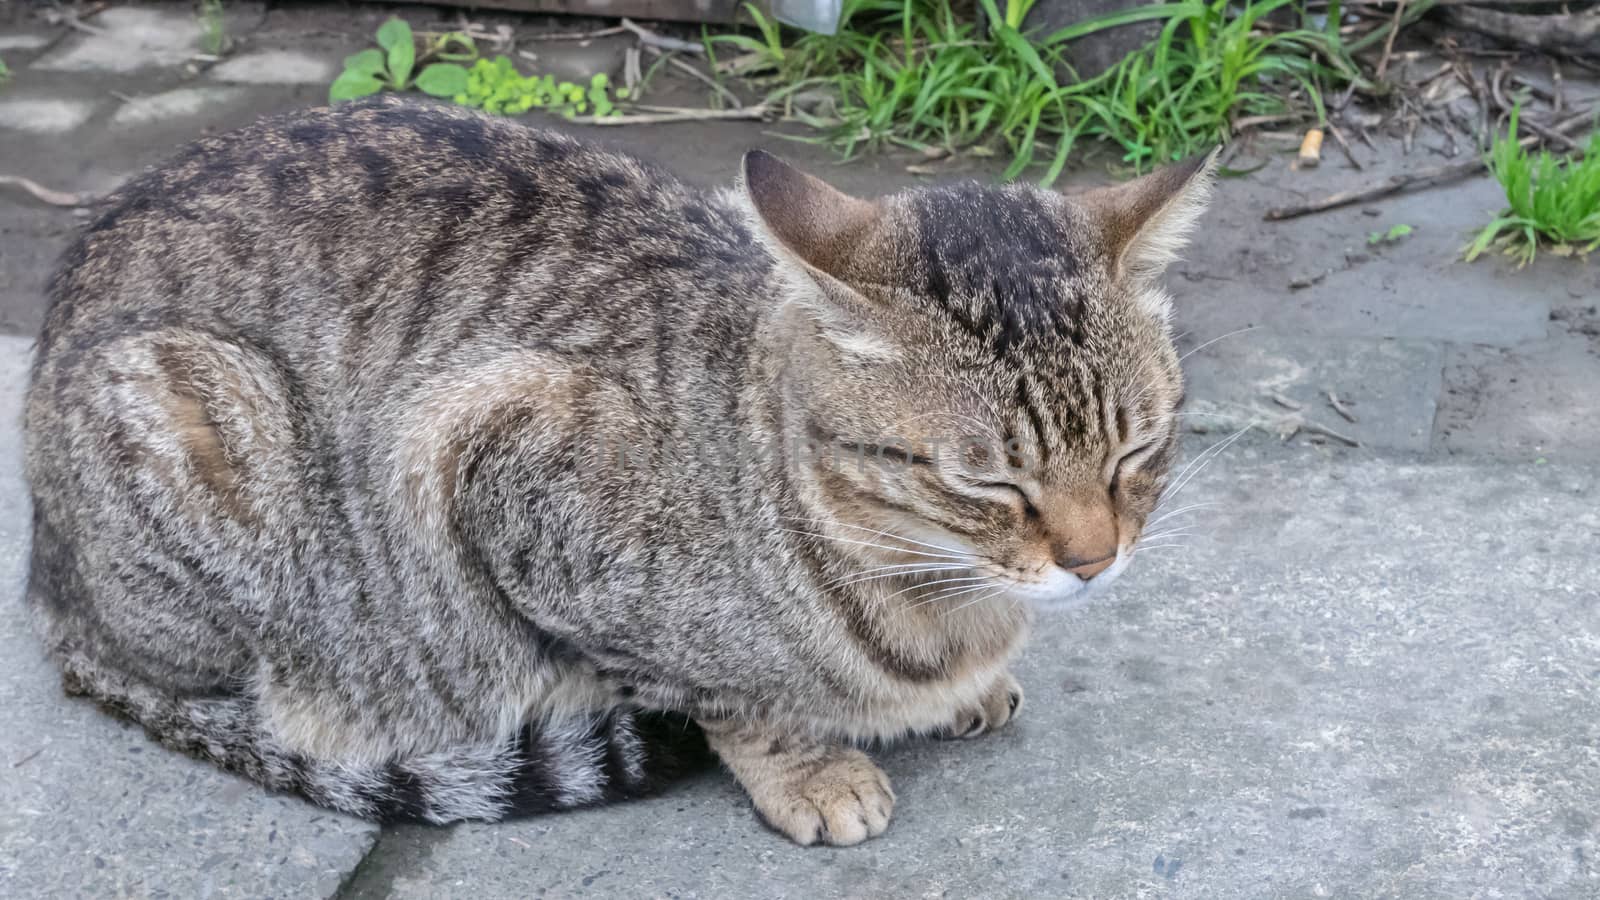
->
[962,480,1039,517]
[1112,440,1160,480]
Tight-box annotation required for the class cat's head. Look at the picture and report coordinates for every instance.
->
[742,148,1215,609]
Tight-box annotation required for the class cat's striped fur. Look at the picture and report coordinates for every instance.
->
[25,97,1212,844]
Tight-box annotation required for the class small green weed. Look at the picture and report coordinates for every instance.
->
[330,19,474,103]
[455,59,628,117]
[199,0,229,57]
[1367,223,1412,245]
[0,56,9,88]
[330,19,628,119]
[711,0,1357,182]
[1466,106,1600,267]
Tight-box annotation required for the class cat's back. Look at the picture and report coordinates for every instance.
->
[38,97,762,371]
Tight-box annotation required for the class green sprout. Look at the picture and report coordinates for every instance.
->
[1367,224,1413,245]
[330,19,473,103]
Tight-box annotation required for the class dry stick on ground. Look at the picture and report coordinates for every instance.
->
[1327,125,1364,170]
[620,18,704,54]
[1264,108,1595,220]
[1268,391,1304,411]
[1440,7,1600,58]
[520,25,626,41]
[1508,74,1559,107]
[1327,391,1359,423]
[1375,0,1409,80]
[0,175,93,207]
[1454,59,1492,144]
[642,45,741,108]
[1313,0,1593,7]
[1488,63,1581,151]
[1303,421,1362,447]
[581,105,769,126]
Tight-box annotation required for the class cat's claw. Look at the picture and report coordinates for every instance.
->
[942,673,1023,739]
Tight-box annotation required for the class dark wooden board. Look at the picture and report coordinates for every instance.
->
[387,0,749,26]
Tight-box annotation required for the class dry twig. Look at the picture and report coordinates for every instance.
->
[1268,391,1304,411]
[1265,108,1596,220]
[521,25,626,42]
[1440,7,1600,58]
[1327,391,1359,423]
[581,105,770,126]
[1302,421,1362,447]
[620,18,704,55]
[0,175,94,207]
[1376,0,1409,81]
[1326,124,1364,170]
[642,45,741,108]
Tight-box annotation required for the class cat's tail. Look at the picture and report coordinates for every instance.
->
[61,660,710,824]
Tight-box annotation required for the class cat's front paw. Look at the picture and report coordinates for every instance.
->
[942,672,1024,739]
[753,747,895,847]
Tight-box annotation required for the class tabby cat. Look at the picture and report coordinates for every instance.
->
[24,97,1212,846]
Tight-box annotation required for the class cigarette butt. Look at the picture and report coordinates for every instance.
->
[1298,128,1324,168]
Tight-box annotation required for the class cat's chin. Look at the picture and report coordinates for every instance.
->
[1001,553,1134,612]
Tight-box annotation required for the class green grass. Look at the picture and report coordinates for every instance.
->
[1466,106,1600,267]
[709,0,1358,183]
[199,0,228,57]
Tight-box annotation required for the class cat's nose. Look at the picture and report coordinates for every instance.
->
[1061,553,1115,580]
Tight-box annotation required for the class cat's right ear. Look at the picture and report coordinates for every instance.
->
[740,150,880,283]
[1076,148,1219,284]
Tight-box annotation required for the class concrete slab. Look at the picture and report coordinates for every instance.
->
[1172,159,1555,348]
[110,86,249,128]
[0,96,99,134]
[342,454,1600,899]
[1434,302,1600,460]
[0,34,54,52]
[31,7,201,73]
[1179,333,1444,452]
[208,49,337,85]
[0,337,380,899]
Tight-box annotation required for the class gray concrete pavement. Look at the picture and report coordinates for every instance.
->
[3,3,1599,897]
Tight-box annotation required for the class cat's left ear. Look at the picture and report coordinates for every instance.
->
[740,149,880,283]
[1076,147,1220,283]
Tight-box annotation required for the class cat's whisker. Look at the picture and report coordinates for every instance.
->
[1161,422,1247,496]
[928,579,998,600]
[1140,525,1197,539]
[778,529,967,561]
[1145,501,1217,528]
[1177,324,1258,365]
[1164,425,1250,502]
[824,564,971,591]
[908,581,997,609]
[883,575,989,602]
[779,516,968,557]
[943,587,1008,616]
[1160,421,1254,504]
